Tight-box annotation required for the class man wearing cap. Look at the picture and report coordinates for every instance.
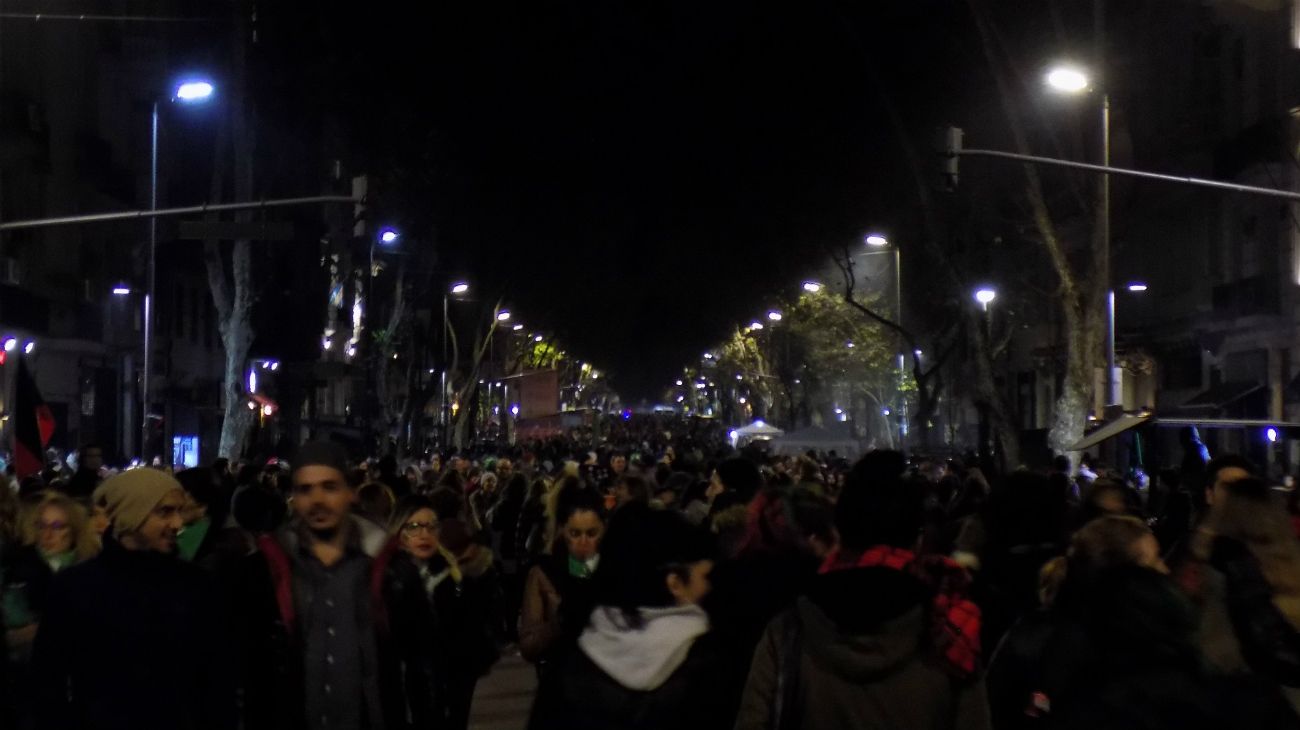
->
[241,440,390,730]
[31,468,236,730]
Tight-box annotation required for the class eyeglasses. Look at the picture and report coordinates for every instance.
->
[401,521,439,536]
[37,521,69,532]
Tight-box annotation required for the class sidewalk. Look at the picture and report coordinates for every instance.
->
[470,650,537,730]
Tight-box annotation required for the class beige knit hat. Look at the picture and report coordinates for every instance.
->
[92,469,184,538]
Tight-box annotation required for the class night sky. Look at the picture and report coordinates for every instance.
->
[270,1,1024,398]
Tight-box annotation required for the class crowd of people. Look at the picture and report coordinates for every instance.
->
[1,420,1300,729]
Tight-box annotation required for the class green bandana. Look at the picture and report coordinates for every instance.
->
[177,516,212,562]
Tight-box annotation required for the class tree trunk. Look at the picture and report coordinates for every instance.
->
[204,0,257,460]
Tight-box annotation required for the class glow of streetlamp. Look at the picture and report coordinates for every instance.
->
[174,80,215,103]
[865,234,889,247]
[1046,66,1090,94]
[846,341,855,349]
[379,228,399,244]
[975,289,997,306]
[748,321,764,331]
[512,324,524,331]
[534,335,544,342]
[4,337,18,353]
[112,285,132,296]
[496,310,512,322]
[767,310,783,322]
[451,282,469,294]
[23,341,34,355]
[1127,282,1149,292]
[802,281,822,293]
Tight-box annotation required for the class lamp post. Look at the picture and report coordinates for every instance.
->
[1047,64,1116,409]
[973,287,998,465]
[441,282,471,441]
[863,234,905,447]
[142,78,215,461]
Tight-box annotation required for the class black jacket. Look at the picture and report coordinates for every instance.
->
[537,621,729,730]
[31,537,236,730]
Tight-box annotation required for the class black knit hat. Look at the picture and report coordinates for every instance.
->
[294,440,350,480]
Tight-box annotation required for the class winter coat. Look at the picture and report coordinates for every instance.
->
[381,544,501,730]
[702,550,818,724]
[1179,534,1300,715]
[31,537,237,730]
[1044,565,1299,730]
[735,568,991,730]
[533,605,730,730]
[238,516,390,730]
[519,553,597,664]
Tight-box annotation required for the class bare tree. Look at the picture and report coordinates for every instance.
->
[204,1,256,459]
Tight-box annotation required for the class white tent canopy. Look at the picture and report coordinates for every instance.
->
[771,423,863,458]
[733,420,784,439]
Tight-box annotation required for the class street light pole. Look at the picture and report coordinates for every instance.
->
[1101,93,1118,410]
[140,102,158,461]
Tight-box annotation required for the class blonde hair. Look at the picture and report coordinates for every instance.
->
[23,491,100,562]
[1198,478,1300,627]
[1038,515,1154,608]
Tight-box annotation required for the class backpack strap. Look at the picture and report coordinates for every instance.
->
[257,533,297,635]
[772,608,804,730]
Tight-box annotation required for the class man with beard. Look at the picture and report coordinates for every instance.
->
[241,441,389,730]
[33,469,236,730]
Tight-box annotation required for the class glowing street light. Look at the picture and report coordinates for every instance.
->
[23,341,35,355]
[512,324,524,331]
[379,228,399,244]
[5,337,19,353]
[974,288,997,310]
[174,80,215,103]
[534,335,544,342]
[451,282,470,294]
[1045,66,1090,94]
[865,234,889,247]
[496,310,512,322]
[767,310,783,322]
[748,321,764,331]
[802,281,822,293]
[1127,282,1149,292]
[112,284,132,296]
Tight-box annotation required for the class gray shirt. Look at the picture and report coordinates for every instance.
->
[285,520,384,730]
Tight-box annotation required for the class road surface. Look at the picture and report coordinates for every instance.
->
[471,649,537,730]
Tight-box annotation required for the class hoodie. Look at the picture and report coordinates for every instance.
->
[578,605,710,691]
[735,568,992,730]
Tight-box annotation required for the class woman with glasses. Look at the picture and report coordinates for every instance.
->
[382,495,501,730]
[2,491,98,727]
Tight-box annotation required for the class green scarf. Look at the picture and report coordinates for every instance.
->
[177,516,212,562]
[41,549,77,574]
[568,554,599,579]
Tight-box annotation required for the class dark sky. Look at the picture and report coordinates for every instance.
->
[280,0,1021,398]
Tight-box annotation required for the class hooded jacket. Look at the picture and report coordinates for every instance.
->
[534,604,728,730]
[735,568,991,730]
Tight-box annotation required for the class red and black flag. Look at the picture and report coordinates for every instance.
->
[12,355,55,479]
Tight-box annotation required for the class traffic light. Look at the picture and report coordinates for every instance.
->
[938,126,963,191]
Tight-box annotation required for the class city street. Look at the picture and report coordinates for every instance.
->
[470,652,536,730]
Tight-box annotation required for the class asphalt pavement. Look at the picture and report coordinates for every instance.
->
[470,649,537,730]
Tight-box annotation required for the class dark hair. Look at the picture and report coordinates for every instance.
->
[232,484,287,534]
[615,474,652,503]
[176,467,218,508]
[716,457,764,502]
[429,486,466,522]
[556,485,605,528]
[591,502,714,625]
[834,450,921,551]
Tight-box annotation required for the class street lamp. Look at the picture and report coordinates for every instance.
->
[1047,62,1115,409]
[496,310,512,322]
[974,288,997,311]
[2,338,15,353]
[802,281,822,293]
[767,310,783,322]
[1127,282,1148,293]
[379,228,400,244]
[748,321,764,331]
[865,234,889,247]
[143,76,216,461]
[1045,66,1089,93]
[451,282,470,294]
[112,285,132,296]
